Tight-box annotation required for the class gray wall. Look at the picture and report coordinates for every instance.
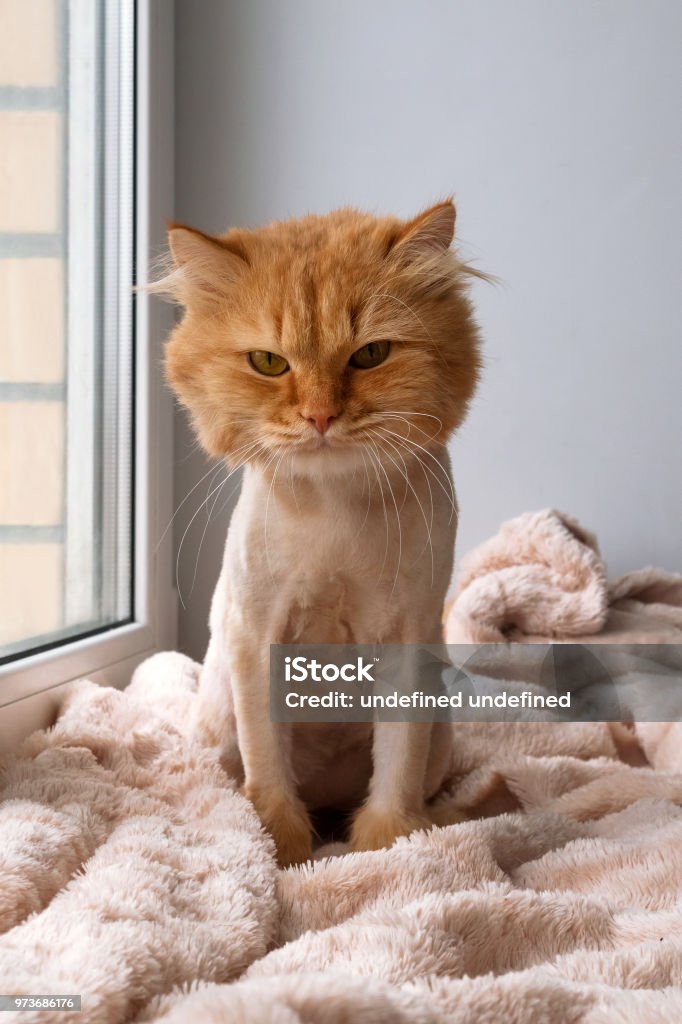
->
[173,0,682,661]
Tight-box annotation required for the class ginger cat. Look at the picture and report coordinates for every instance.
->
[159,201,481,866]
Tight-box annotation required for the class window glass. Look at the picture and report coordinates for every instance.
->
[0,0,134,662]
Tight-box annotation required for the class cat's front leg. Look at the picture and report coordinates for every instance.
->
[230,634,313,867]
[350,721,433,851]
[192,632,243,781]
[351,618,449,851]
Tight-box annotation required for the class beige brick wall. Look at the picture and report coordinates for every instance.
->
[0,111,61,233]
[0,543,62,645]
[0,402,64,525]
[0,0,66,653]
[0,0,59,88]
[0,259,64,382]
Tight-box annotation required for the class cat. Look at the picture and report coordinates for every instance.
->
[158,201,481,866]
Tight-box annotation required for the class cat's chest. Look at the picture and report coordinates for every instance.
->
[283,573,368,643]
[226,462,452,638]
[239,475,396,577]
[230,483,401,638]
[274,527,392,640]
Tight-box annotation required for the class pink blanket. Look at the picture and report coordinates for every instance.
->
[446,508,682,644]
[1,511,681,1022]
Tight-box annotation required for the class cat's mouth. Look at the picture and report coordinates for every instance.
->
[268,422,375,459]
[292,434,340,453]
[273,430,364,459]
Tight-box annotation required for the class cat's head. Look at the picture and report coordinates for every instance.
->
[158,202,481,476]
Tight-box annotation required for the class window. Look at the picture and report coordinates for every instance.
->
[0,0,134,663]
[0,1,175,715]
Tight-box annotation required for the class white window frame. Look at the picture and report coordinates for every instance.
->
[0,0,177,749]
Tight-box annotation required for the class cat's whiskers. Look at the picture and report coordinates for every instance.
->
[176,440,266,608]
[369,429,435,586]
[364,435,403,598]
[361,441,390,581]
[380,425,457,523]
[164,434,260,564]
[382,411,443,442]
[357,446,373,533]
[383,424,437,526]
[215,475,246,519]
[189,469,229,596]
[380,430,436,557]
[176,473,231,610]
[378,436,454,528]
[215,439,271,518]
[191,449,250,596]
[264,449,287,585]
[371,433,409,518]
[224,435,271,466]
[155,461,220,556]
[288,454,301,513]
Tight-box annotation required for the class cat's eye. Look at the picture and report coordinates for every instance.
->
[248,351,290,376]
[349,341,391,369]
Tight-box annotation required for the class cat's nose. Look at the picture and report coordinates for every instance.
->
[302,410,336,435]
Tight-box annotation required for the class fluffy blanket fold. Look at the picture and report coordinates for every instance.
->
[446,508,682,644]
[1,512,682,1023]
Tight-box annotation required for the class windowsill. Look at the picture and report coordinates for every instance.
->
[0,620,155,710]
[0,637,160,755]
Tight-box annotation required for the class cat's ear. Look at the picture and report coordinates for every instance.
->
[393,201,456,258]
[154,224,248,306]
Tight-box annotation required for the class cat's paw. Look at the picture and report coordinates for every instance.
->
[350,804,431,852]
[243,786,313,868]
